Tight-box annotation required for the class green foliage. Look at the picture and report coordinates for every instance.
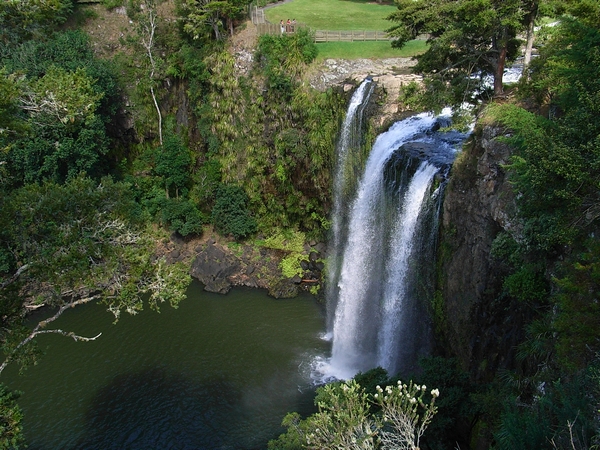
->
[472,13,600,448]
[0,176,191,372]
[262,229,305,253]
[306,380,378,449]
[8,112,110,185]
[270,377,440,450]
[495,365,599,450]
[0,30,123,187]
[387,0,528,102]
[0,384,24,450]
[416,357,475,450]
[3,30,121,120]
[503,265,548,304]
[179,0,248,41]
[29,66,104,124]
[190,158,222,207]
[207,41,344,236]
[155,133,193,198]
[256,29,317,96]
[154,196,207,236]
[0,70,23,150]
[101,0,125,9]
[261,229,306,278]
[552,239,600,370]
[279,254,303,278]
[211,184,257,239]
[0,0,73,50]
[165,43,210,108]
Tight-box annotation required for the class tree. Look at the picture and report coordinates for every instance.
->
[387,0,528,103]
[180,0,249,40]
[0,0,72,51]
[4,66,110,185]
[0,384,23,449]
[0,176,190,375]
[211,184,257,239]
[0,70,23,154]
[129,0,164,145]
[269,378,440,450]
[154,133,192,198]
[19,66,103,125]
[3,30,122,122]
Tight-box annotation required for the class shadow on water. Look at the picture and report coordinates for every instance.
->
[30,367,259,450]
[11,284,326,449]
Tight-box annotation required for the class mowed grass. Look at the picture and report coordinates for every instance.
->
[315,39,428,60]
[264,0,397,31]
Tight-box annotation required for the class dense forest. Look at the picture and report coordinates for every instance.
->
[0,0,599,448]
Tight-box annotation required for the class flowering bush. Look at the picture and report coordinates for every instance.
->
[374,380,439,450]
[269,378,439,450]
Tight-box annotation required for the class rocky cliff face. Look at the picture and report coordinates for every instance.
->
[438,124,528,380]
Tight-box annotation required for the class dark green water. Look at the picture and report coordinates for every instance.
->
[3,281,328,449]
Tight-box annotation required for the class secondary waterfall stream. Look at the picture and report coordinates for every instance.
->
[319,80,468,380]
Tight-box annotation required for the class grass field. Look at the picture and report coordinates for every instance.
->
[264,0,397,31]
[315,39,427,60]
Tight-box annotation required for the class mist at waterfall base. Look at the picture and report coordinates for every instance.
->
[315,81,468,381]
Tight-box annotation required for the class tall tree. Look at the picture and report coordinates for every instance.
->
[4,66,110,185]
[180,0,249,40]
[387,0,527,102]
[129,0,164,145]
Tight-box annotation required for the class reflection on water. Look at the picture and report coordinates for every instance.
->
[3,281,328,449]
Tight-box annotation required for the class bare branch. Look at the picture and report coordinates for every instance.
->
[0,264,29,290]
[0,294,102,375]
[33,329,102,342]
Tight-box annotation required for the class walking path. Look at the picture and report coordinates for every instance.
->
[262,0,295,11]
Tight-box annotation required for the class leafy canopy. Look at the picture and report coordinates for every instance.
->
[387,0,527,105]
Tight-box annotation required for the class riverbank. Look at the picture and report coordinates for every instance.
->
[159,228,327,299]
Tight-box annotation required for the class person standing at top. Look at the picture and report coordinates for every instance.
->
[280,20,285,34]
[291,18,296,32]
[286,19,291,33]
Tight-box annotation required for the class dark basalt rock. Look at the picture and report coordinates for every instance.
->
[190,242,241,293]
[204,278,233,294]
[268,279,299,299]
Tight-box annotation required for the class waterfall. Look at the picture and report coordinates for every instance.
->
[319,87,467,381]
[327,78,375,333]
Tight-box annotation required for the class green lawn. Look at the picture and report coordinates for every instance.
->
[315,39,427,60]
[264,0,397,31]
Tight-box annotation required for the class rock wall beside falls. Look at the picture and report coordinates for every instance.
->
[437,124,528,380]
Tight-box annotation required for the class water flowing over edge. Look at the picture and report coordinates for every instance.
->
[313,96,466,383]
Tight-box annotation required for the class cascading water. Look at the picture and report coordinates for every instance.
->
[317,84,468,381]
[326,78,375,335]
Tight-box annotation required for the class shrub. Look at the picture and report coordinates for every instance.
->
[211,184,257,239]
[149,196,207,237]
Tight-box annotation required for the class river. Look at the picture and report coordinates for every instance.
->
[3,281,328,449]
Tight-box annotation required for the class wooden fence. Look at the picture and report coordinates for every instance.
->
[314,30,390,42]
[256,22,307,36]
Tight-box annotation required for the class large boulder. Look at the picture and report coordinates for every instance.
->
[190,242,241,294]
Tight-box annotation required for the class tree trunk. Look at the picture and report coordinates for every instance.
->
[523,1,538,78]
[493,33,507,97]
